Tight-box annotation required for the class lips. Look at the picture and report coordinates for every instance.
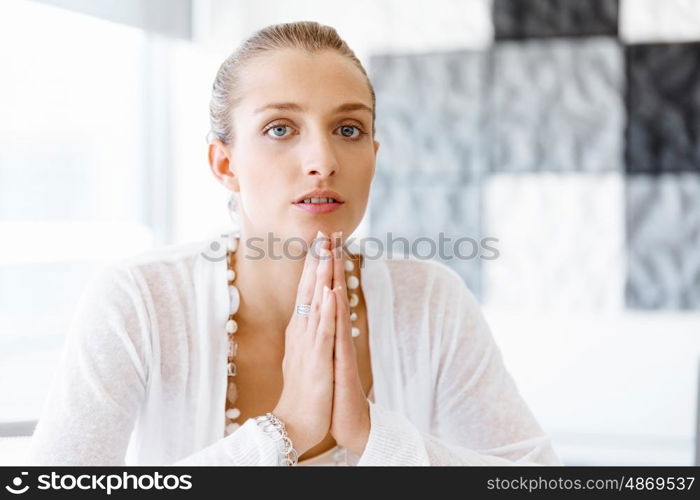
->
[292,201,343,214]
[297,197,341,204]
[293,189,345,204]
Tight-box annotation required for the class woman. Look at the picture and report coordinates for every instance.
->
[26,21,562,466]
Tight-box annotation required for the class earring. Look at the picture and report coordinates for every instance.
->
[227,194,240,229]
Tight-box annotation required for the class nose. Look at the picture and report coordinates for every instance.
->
[302,132,338,178]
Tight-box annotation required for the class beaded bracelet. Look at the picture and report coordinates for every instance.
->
[254,412,299,466]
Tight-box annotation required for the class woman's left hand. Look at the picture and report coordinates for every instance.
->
[328,231,370,457]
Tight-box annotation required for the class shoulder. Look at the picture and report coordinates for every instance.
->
[103,236,215,294]
[79,236,219,319]
[72,236,220,343]
[114,237,211,277]
[383,255,476,301]
[375,254,482,326]
[382,257,495,363]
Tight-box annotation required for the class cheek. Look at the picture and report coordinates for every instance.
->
[239,168,291,212]
[356,158,375,190]
[347,162,375,210]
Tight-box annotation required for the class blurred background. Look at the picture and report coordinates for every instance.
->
[1,0,699,465]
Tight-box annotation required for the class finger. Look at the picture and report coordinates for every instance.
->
[330,231,345,291]
[333,285,354,370]
[333,244,351,325]
[307,245,333,335]
[316,285,336,350]
[294,232,327,333]
[296,231,327,307]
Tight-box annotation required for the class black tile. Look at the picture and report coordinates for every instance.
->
[625,43,700,175]
[625,174,700,309]
[494,0,619,40]
[486,38,624,173]
[368,51,488,298]
[369,51,487,184]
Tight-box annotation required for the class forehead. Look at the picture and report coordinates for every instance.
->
[234,48,371,117]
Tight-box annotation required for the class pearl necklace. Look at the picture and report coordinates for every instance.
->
[223,233,361,446]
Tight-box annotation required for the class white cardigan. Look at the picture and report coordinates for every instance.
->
[26,235,563,466]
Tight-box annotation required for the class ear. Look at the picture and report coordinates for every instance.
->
[371,139,380,177]
[208,138,240,193]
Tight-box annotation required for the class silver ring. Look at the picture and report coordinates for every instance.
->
[296,304,311,317]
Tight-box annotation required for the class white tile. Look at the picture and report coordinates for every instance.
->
[376,0,494,53]
[620,0,700,43]
[483,172,625,312]
[202,0,494,66]
[482,305,700,464]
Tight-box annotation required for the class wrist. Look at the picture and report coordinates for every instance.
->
[345,402,371,456]
[346,423,370,457]
[271,407,312,456]
[255,412,300,466]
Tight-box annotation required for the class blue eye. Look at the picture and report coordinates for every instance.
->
[339,125,361,138]
[263,122,366,140]
[266,124,290,138]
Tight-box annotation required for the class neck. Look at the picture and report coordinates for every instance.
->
[231,233,349,341]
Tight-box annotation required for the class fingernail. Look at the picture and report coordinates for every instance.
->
[317,230,327,239]
[323,285,330,302]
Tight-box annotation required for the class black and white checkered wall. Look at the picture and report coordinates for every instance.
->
[367,0,700,312]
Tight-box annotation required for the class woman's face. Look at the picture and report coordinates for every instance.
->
[211,48,379,247]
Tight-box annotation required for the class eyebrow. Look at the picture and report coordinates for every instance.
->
[253,101,373,115]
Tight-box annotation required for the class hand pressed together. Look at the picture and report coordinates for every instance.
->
[272,230,370,459]
[328,230,370,457]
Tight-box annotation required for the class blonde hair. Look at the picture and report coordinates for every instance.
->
[208,21,376,145]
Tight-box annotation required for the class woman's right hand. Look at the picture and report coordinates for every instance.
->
[273,231,336,456]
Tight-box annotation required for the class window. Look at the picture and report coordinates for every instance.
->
[0,0,155,426]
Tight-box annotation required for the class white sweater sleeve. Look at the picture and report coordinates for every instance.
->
[24,264,281,466]
[348,268,563,467]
